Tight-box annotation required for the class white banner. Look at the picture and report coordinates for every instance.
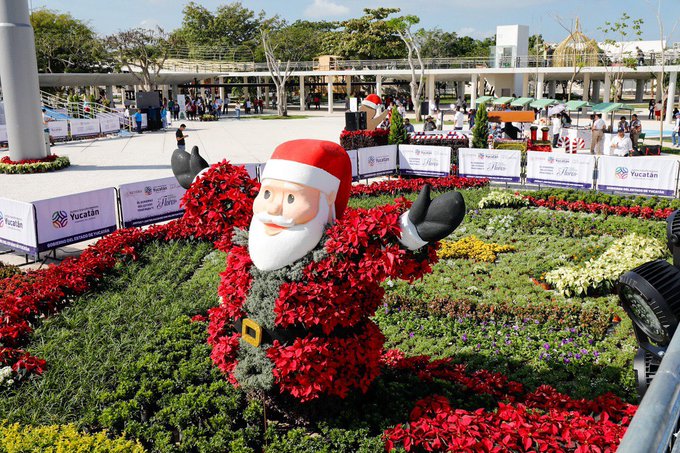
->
[357,145,398,178]
[141,113,148,129]
[398,144,451,177]
[98,115,121,134]
[458,148,522,183]
[70,119,100,137]
[347,149,359,181]
[597,156,679,196]
[242,164,258,180]
[526,152,596,189]
[47,121,69,139]
[119,177,186,228]
[178,95,186,113]
[0,125,7,143]
[33,188,117,251]
[0,198,37,255]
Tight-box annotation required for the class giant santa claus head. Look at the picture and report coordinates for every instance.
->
[249,139,351,271]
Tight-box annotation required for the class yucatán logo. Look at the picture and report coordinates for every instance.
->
[615,167,629,180]
[368,155,375,167]
[0,211,4,228]
[144,186,153,196]
[547,156,555,164]
[52,210,68,228]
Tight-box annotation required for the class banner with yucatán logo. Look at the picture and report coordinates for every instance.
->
[458,148,522,182]
[398,144,451,177]
[0,198,38,255]
[346,149,359,181]
[47,121,69,139]
[597,156,680,196]
[69,119,101,137]
[526,152,596,189]
[357,145,398,178]
[98,115,121,134]
[0,125,7,143]
[119,177,186,228]
[33,188,117,251]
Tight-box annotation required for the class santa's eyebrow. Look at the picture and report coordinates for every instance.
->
[281,182,304,191]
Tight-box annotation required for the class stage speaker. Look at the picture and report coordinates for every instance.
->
[145,108,162,131]
[345,111,367,131]
[421,101,430,116]
[136,91,162,109]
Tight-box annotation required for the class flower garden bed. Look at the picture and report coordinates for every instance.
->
[1,164,671,451]
[0,155,70,174]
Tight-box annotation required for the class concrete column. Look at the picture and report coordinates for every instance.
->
[299,76,305,111]
[105,85,113,103]
[603,74,611,103]
[470,74,478,107]
[327,80,333,113]
[548,80,556,98]
[345,75,351,98]
[634,79,645,103]
[376,75,382,97]
[219,77,226,104]
[161,85,169,104]
[427,75,436,104]
[521,74,529,98]
[592,80,602,103]
[582,73,591,102]
[243,76,248,98]
[256,76,262,100]
[0,0,49,160]
[536,73,545,99]
[666,72,677,124]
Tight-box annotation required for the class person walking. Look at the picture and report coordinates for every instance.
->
[590,113,606,154]
[648,99,655,119]
[175,124,188,150]
[551,114,561,147]
[629,114,642,151]
[453,107,465,130]
[655,100,663,121]
[134,108,143,134]
[672,112,680,147]
[235,101,241,120]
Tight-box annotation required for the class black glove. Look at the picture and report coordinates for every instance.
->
[171,145,210,189]
[408,184,465,243]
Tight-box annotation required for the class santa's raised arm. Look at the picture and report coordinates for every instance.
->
[174,139,465,401]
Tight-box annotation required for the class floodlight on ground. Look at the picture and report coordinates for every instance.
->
[617,209,680,397]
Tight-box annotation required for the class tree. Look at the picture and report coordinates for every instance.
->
[173,1,265,58]
[598,13,644,101]
[106,27,175,91]
[388,15,426,121]
[472,104,489,149]
[388,107,407,145]
[329,8,405,59]
[31,9,110,73]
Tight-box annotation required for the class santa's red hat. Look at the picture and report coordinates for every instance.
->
[261,139,352,220]
[362,93,382,110]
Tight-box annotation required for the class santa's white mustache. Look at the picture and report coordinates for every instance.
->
[255,212,296,227]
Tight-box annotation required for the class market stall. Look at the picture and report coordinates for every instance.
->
[474,96,494,106]
[558,100,592,153]
[492,96,515,108]
[510,97,535,110]
[592,102,635,155]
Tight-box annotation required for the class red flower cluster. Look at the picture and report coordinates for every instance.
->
[0,221,193,379]
[339,129,389,150]
[382,350,636,452]
[524,195,675,220]
[209,197,439,401]
[351,175,489,197]
[0,155,60,165]
[180,161,259,246]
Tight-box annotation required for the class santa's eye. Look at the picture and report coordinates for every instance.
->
[263,190,271,199]
[287,194,295,204]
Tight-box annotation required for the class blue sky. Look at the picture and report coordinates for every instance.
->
[36,0,680,43]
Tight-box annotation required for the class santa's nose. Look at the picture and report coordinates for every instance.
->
[266,198,283,215]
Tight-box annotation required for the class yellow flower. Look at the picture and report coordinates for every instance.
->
[438,236,516,263]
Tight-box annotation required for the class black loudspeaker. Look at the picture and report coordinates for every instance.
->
[145,108,162,131]
[345,111,367,131]
[421,101,430,115]
[137,91,162,109]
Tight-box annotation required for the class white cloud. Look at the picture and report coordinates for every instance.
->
[457,27,494,39]
[139,18,161,30]
[303,0,350,19]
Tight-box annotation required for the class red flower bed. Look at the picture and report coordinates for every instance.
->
[339,129,389,150]
[351,175,489,197]
[524,195,675,220]
[0,155,60,165]
[382,350,636,452]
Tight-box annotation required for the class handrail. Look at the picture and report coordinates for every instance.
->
[160,50,680,74]
[618,330,680,452]
[40,90,132,130]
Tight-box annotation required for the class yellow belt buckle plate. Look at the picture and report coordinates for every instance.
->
[242,318,262,347]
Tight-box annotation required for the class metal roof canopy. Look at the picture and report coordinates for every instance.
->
[475,95,494,105]
[592,102,635,113]
[493,96,515,105]
[510,97,534,106]
[564,100,591,110]
[530,98,558,108]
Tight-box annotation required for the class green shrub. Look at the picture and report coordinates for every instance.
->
[0,421,145,452]
[0,263,21,280]
[388,106,407,145]
[471,103,488,148]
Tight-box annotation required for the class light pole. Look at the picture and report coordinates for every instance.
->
[0,0,49,160]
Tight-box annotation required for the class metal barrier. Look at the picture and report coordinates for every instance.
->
[618,330,680,452]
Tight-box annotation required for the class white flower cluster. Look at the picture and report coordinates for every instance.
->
[478,191,528,209]
[545,234,667,297]
[0,366,14,388]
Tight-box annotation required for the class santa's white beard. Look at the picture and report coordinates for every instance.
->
[248,196,330,271]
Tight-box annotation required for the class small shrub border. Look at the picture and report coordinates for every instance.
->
[351,175,489,197]
[0,155,70,174]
